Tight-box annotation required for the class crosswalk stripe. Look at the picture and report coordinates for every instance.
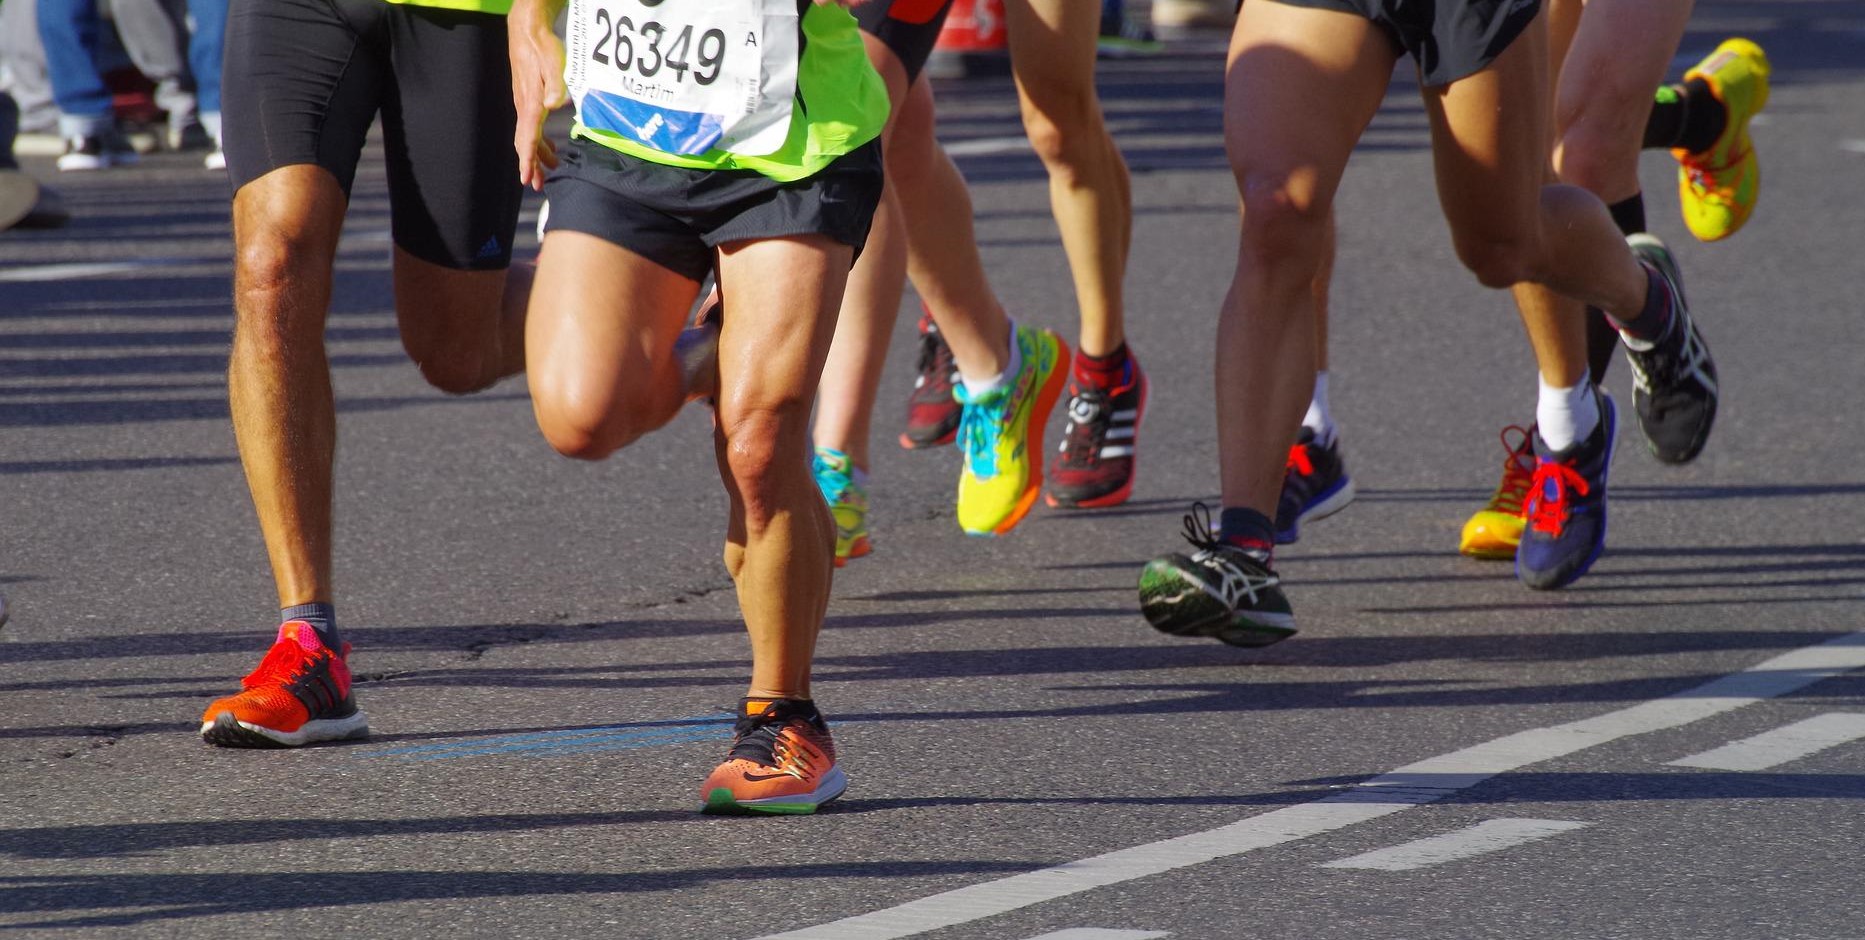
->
[1320,818,1591,872]
[1668,712,1865,771]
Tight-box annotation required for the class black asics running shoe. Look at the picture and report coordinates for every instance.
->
[1139,504,1296,648]
[1624,234,1718,464]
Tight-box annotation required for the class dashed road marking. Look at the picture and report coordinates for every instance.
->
[1668,712,1865,772]
[1319,818,1592,872]
[752,632,1865,940]
[944,136,1035,158]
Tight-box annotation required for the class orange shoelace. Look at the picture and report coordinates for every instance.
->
[1487,425,1537,516]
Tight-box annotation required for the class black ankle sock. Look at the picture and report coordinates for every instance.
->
[1585,309,1621,383]
[281,603,340,650]
[1646,78,1727,153]
[1607,193,1646,237]
[1218,507,1274,554]
[1608,267,1675,343]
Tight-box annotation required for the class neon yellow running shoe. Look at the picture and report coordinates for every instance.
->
[812,446,870,567]
[1675,38,1770,242]
[955,324,1070,536]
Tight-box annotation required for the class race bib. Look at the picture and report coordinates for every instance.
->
[565,0,798,157]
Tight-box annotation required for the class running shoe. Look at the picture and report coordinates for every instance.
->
[955,324,1069,536]
[1046,352,1147,509]
[900,311,961,449]
[1625,235,1718,464]
[1675,39,1770,242]
[1459,424,1536,560]
[200,620,369,747]
[1517,392,1617,591]
[1274,428,1354,544]
[813,446,871,567]
[701,698,846,815]
[1139,504,1297,647]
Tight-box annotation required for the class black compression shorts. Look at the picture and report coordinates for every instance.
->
[1270,0,1542,87]
[221,0,522,270]
[542,139,885,284]
[854,0,956,84]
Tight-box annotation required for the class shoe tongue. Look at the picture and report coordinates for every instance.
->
[276,620,326,653]
[743,698,779,718]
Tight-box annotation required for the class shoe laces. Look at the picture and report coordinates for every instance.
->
[1487,425,1537,516]
[957,385,1010,478]
[1526,459,1590,536]
[241,629,340,692]
[727,703,823,777]
[910,325,957,402]
[1058,385,1109,467]
[1177,503,1277,604]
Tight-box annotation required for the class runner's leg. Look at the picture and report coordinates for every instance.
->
[1005,0,1130,357]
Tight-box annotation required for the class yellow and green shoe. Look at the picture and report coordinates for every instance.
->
[812,446,870,567]
[954,324,1070,536]
[1675,38,1771,242]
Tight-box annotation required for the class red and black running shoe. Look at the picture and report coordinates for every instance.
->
[900,309,961,449]
[1046,351,1148,508]
[200,621,368,748]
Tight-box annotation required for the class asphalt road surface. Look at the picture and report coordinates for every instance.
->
[4,4,1864,937]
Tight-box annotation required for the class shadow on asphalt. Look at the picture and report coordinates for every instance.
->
[0,860,1038,928]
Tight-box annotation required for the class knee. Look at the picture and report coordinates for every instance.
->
[1019,87,1103,173]
[1235,172,1331,271]
[719,401,810,531]
[397,297,505,395]
[1453,234,1539,290]
[532,379,652,461]
[233,233,330,346]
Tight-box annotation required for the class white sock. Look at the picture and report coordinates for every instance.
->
[960,320,1020,398]
[1302,371,1336,446]
[1536,369,1598,453]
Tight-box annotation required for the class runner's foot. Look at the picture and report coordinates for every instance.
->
[700,698,846,815]
[200,620,369,747]
[813,446,871,567]
[1675,39,1771,242]
[1624,236,1718,464]
[1517,392,1617,591]
[1140,504,1297,647]
[1274,428,1354,544]
[900,311,961,449]
[1459,424,1536,560]
[1046,349,1147,509]
[955,324,1069,536]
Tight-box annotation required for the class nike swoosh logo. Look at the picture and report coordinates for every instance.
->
[741,771,797,782]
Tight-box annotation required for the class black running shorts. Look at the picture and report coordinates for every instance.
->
[855,0,956,84]
[1271,0,1542,87]
[541,139,885,284]
[221,0,522,270]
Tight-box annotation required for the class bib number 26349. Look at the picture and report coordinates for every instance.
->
[567,0,798,157]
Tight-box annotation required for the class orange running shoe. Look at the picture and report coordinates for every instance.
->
[200,620,369,747]
[1459,425,1537,560]
[700,698,845,815]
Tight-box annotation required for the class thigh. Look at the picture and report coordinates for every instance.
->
[1421,10,1551,249]
[714,236,853,425]
[1002,0,1099,106]
[1554,0,1692,142]
[380,5,521,272]
[1225,1,1395,210]
[222,0,383,196]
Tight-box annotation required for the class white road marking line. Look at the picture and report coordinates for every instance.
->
[0,259,170,282]
[1022,930,1169,940]
[943,136,1034,158]
[1841,140,1865,155]
[1319,818,1592,872]
[752,632,1865,940]
[1668,712,1865,772]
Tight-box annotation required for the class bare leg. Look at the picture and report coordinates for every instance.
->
[1218,3,1393,516]
[713,236,851,700]
[1006,0,1130,357]
[892,77,1013,382]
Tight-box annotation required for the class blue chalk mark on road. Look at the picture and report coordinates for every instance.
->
[361,715,735,761]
